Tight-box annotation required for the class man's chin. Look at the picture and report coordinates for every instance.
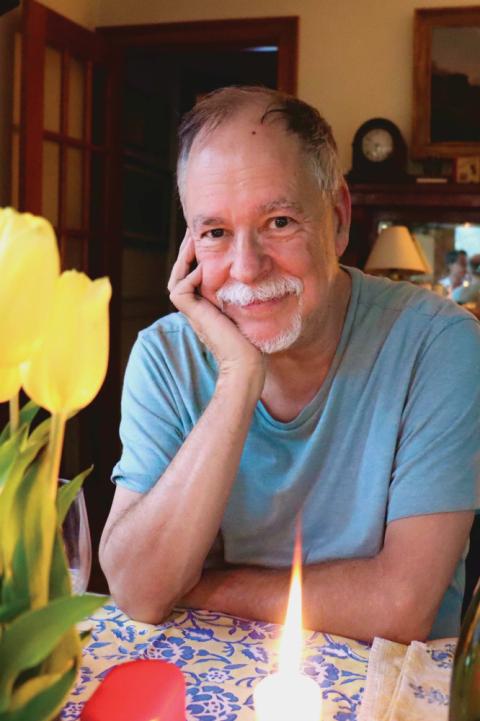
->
[240,316,303,355]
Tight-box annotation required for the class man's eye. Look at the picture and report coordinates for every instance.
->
[204,228,225,239]
[270,216,291,229]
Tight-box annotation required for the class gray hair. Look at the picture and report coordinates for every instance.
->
[176,86,343,204]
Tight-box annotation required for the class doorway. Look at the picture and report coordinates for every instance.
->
[99,16,298,385]
[119,46,279,373]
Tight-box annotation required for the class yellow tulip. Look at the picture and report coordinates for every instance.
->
[21,271,112,414]
[0,207,60,366]
[0,365,21,403]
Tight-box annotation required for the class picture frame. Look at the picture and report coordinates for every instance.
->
[412,7,480,158]
[454,156,480,183]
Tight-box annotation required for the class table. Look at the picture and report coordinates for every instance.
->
[60,602,454,721]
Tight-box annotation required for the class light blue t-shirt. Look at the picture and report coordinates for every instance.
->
[112,267,480,639]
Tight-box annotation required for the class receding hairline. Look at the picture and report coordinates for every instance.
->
[181,92,305,171]
[176,85,343,204]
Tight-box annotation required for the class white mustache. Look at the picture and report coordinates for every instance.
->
[216,275,304,307]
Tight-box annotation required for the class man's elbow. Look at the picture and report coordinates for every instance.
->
[105,569,178,625]
[113,591,175,626]
[380,586,434,644]
[100,542,200,625]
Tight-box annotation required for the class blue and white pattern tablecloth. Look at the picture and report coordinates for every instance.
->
[60,603,454,721]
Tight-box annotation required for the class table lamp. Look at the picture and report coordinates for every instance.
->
[364,225,430,280]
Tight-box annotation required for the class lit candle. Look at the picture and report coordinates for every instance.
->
[254,672,321,721]
[254,521,322,721]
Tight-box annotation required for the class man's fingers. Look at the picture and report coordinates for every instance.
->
[170,264,202,301]
[179,229,192,252]
[167,233,196,292]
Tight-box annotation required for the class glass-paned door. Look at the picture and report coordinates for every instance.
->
[15,0,110,275]
[14,0,116,592]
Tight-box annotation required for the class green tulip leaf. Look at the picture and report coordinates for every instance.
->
[10,661,70,710]
[0,401,40,446]
[1,538,29,611]
[44,532,82,673]
[48,529,70,601]
[0,598,28,624]
[0,663,77,721]
[0,456,41,599]
[27,416,51,447]
[22,461,56,607]
[56,466,93,526]
[0,426,28,492]
[41,626,81,677]
[1,457,54,608]
[0,593,104,710]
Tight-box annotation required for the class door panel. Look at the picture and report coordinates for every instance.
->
[16,0,117,592]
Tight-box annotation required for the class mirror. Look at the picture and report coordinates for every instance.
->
[377,220,480,306]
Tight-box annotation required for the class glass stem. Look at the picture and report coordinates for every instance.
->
[9,393,19,436]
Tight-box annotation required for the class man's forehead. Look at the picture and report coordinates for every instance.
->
[190,105,299,157]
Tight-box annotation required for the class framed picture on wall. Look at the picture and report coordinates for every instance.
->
[454,156,480,184]
[412,7,480,158]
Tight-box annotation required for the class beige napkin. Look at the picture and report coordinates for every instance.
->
[358,636,456,721]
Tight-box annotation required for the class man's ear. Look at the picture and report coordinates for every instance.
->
[332,182,351,258]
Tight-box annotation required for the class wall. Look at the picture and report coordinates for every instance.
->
[97,0,476,173]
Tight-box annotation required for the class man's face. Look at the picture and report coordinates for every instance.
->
[183,108,350,353]
[450,255,467,284]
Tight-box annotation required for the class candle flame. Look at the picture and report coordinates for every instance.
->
[278,517,303,677]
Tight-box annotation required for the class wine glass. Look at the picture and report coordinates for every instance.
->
[59,478,92,594]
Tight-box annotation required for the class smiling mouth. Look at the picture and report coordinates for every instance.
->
[229,293,295,311]
[243,296,283,307]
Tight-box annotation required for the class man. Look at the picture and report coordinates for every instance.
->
[452,254,480,306]
[100,87,480,643]
[439,249,468,297]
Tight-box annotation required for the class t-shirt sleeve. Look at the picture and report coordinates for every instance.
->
[387,316,480,522]
[111,332,185,493]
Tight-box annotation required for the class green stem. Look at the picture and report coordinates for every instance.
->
[46,412,67,500]
[8,393,19,436]
[31,412,67,608]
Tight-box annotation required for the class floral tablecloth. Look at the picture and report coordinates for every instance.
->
[61,602,368,721]
[60,602,454,721]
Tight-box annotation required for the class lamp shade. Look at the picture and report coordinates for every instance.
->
[364,226,428,275]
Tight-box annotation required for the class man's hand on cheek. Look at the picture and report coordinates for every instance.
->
[168,231,265,381]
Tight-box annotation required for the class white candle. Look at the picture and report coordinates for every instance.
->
[254,672,321,721]
[253,520,322,721]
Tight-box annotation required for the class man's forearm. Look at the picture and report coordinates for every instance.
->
[101,369,263,623]
[179,555,434,644]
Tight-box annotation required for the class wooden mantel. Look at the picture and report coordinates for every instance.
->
[345,181,480,269]
[349,182,480,209]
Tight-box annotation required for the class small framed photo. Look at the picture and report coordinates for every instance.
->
[454,157,480,184]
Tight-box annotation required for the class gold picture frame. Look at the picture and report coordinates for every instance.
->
[454,156,480,183]
[412,7,480,158]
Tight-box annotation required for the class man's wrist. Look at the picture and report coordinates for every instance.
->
[216,361,265,402]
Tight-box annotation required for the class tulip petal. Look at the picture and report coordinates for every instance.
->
[21,271,111,415]
[0,208,60,366]
[0,365,21,403]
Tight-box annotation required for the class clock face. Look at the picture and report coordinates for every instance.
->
[361,128,394,162]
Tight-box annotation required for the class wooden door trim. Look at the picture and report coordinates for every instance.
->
[98,16,298,93]
[20,0,46,212]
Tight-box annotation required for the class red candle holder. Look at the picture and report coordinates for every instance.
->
[80,659,186,721]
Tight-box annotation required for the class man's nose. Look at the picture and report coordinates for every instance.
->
[228,232,272,283]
